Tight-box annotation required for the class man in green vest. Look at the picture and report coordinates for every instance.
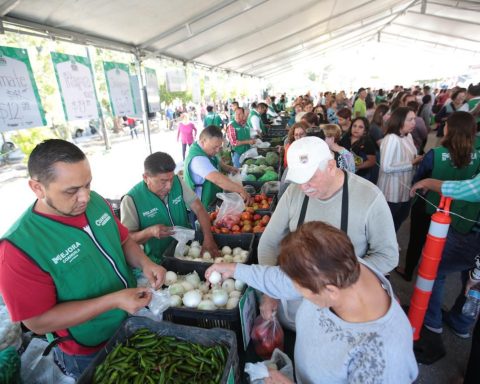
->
[184,125,250,208]
[203,105,223,128]
[247,102,268,137]
[229,101,239,123]
[121,152,219,263]
[227,107,256,167]
[266,96,279,119]
[0,139,165,379]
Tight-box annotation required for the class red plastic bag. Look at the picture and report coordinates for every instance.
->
[250,314,284,359]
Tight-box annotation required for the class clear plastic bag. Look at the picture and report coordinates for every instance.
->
[245,348,294,383]
[134,288,171,322]
[250,313,284,360]
[171,226,195,257]
[260,181,280,195]
[254,139,271,149]
[228,172,243,185]
[239,147,259,165]
[214,192,245,228]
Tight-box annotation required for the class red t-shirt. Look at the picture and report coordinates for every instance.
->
[0,203,129,355]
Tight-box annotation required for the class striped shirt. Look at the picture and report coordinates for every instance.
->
[442,174,480,203]
[377,133,417,203]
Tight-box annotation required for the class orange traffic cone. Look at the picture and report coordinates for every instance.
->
[408,196,452,340]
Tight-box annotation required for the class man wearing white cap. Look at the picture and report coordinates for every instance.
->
[258,136,398,330]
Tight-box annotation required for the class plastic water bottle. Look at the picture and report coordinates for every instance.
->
[462,285,480,318]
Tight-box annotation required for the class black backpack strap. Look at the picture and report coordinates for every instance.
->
[340,170,349,233]
[297,195,309,227]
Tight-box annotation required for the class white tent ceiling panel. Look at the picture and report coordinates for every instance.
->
[2,0,479,79]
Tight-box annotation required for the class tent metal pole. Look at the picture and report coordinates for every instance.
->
[86,46,111,151]
[134,53,152,154]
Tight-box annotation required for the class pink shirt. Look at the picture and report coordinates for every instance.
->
[177,122,197,144]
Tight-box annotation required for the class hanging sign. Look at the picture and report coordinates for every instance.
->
[144,67,160,113]
[0,46,46,132]
[191,71,201,103]
[51,52,99,121]
[103,61,135,116]
[165,68,187,92]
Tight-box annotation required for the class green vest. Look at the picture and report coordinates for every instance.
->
[3,191,135,347]
[126,177,190,263]
[184,142,223,208]
[247,109,266,135]
[426,146,480,233]
[204,112,222,127]
[468,98,480,124]
[230,120,251,155]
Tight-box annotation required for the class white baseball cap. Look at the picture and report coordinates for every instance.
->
[286,136,333,184]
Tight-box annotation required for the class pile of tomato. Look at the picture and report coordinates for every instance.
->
[209,210,271,234]
[245,193,274,211]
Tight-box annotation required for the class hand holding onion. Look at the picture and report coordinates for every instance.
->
[205,263,237,284]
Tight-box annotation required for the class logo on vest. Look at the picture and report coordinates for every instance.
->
[95,213,111,226]
[52,241,81,264]
[142,207,159,218]
[171,196,182,205]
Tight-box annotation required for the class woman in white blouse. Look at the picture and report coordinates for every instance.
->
[378,107,423,231]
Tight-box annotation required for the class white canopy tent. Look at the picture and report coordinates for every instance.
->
[0,0,478,80]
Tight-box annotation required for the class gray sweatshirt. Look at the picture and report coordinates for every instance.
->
[258,172,398,273]
[235,262,418,384]
[258,173,399,329]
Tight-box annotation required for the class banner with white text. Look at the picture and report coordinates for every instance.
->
[51,52,99,121]
[0,46,46,132]
[103,61,135,116]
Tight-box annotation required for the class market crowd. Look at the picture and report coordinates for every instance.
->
[0,82,479,383]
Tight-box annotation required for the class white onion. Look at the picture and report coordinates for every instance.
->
[191,241,201,248]
[203,251,212,260]
[212,289,229,307]
[169,295,182,307]
[183,290,202,308]
[232,255,244,263]
[165,271,178,286]
[221,246,232,255]
[208,270,222,285]
[223,255,234,263]
[198,300,217,310]
[198,282,210,293]
[181,281,194,292]
[229,290,242,298]
[240,250,249,258]
[168,283,185,296]
[226,297,239,309]
[222,278,235,293]
[185,271,201,288]
[232,247,242,256]
[234,279,246,291]
[188,247,201,258]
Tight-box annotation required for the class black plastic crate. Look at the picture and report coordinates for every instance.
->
[159,262,250,351]
[162,232,254,276]
[78,317,238,384]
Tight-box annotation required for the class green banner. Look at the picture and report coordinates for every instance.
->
[103,61,135,116]
[51,52,99,121]
[0,46,46,132]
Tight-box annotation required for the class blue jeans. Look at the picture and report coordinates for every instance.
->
[424,228,480,334]
[54,347,98,379]
[231,151,241,168]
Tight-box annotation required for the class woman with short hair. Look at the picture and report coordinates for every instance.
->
[206,221,418,384]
